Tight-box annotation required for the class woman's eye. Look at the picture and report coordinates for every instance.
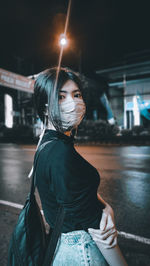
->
[59,95,65,100]
[74,93,82,98]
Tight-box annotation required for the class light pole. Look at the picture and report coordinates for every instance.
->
[53,0,72,92]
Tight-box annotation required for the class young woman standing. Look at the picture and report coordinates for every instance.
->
[34,67,127,266]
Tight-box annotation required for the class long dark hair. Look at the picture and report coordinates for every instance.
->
[34,67,85,132]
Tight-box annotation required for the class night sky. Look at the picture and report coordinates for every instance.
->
[1,0,150,76]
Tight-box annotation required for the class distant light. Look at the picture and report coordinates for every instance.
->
[59,34,67,47]
[133,96,140,126]
[144,102,149,107]
[60,37,67,46]
[108,117,115,125]
[4,94,13,128]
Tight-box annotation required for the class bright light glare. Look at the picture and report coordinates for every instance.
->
[133,96,140,125]
[145,102,149,107]
[59,34,67,46]
[4,94,13,128]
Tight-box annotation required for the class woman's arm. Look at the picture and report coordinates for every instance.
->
[97,193,115,230]
[88,226,128,266]
[97,193,107,205]
[88,193,128,265]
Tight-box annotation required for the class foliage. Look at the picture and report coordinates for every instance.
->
[77,119,119,140]
[2,125,33,140]
[132,125,145,135]
[121,129,133,136]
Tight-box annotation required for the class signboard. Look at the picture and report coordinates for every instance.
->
[0,68,34,93]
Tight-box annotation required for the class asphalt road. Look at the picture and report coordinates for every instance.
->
[0,143,150,266]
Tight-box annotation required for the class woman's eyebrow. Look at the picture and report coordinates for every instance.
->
[59,90,67,93]
[73,89,80,93]
[60,89,80,93]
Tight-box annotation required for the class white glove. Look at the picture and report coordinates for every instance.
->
[88,206,117,249]
[88,204,128,265]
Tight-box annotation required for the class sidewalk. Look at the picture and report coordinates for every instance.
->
[1,204,150,266]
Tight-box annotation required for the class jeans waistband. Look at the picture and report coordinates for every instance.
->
[60,230,92,245]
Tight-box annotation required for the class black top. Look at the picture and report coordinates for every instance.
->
[35,129,105,233]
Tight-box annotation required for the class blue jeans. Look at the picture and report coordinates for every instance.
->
[52,230,108,266]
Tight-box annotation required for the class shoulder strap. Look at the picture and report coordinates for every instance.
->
[30,140,53,197]
[43,205,65,266]
[30,139,65,265]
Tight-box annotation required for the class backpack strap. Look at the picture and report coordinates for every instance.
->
[30,140,65,265]
[43,205,65,266]
[30,140,53,198]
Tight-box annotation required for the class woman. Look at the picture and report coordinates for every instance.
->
[33,67,126,266]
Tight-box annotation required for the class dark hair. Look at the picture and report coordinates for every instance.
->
[34,67,85,132]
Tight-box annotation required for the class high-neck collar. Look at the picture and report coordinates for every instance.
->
[42,129,74,144]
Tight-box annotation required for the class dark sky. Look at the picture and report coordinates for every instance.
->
[1,0,150,76]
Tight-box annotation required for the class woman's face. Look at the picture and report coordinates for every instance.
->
[58,80,86,131]
[58,80,83,102]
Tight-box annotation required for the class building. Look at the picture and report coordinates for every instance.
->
[1,68,116,138]
[96,59,150,129]
[0,68,34,130]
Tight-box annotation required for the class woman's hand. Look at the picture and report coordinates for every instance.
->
[88,203,117,249]
[100,203,115,230]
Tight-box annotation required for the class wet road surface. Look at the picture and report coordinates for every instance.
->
[0,143,150,265]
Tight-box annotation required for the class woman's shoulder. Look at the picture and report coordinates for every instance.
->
[39,138,75,162]
[52,140,76,163]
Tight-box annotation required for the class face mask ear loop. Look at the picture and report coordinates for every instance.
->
[75,126,78,137]
[71,126,78,138]
[36,109,48,150]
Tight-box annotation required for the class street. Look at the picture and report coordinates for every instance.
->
[0,143,150,266]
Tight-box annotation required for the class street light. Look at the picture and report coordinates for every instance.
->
[59,34,68,47]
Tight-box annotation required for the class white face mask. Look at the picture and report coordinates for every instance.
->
[59,97,86,131]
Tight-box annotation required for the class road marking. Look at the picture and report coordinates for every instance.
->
[1,199,150,245]
[125,154,150,158]
[0,200,23,209]
[0,200,44,215]
[118,231,150,245]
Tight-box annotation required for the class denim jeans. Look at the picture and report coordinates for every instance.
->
[52,230,108,266]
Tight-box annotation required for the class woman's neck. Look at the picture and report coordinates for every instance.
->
[64,131,71,136]
[47,121,56,131]
[47,121,71,136]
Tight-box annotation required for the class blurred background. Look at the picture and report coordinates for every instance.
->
[0,0,150,143]
[0,1,150,266]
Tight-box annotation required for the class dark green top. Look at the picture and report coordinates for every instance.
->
[35,129,105,233]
